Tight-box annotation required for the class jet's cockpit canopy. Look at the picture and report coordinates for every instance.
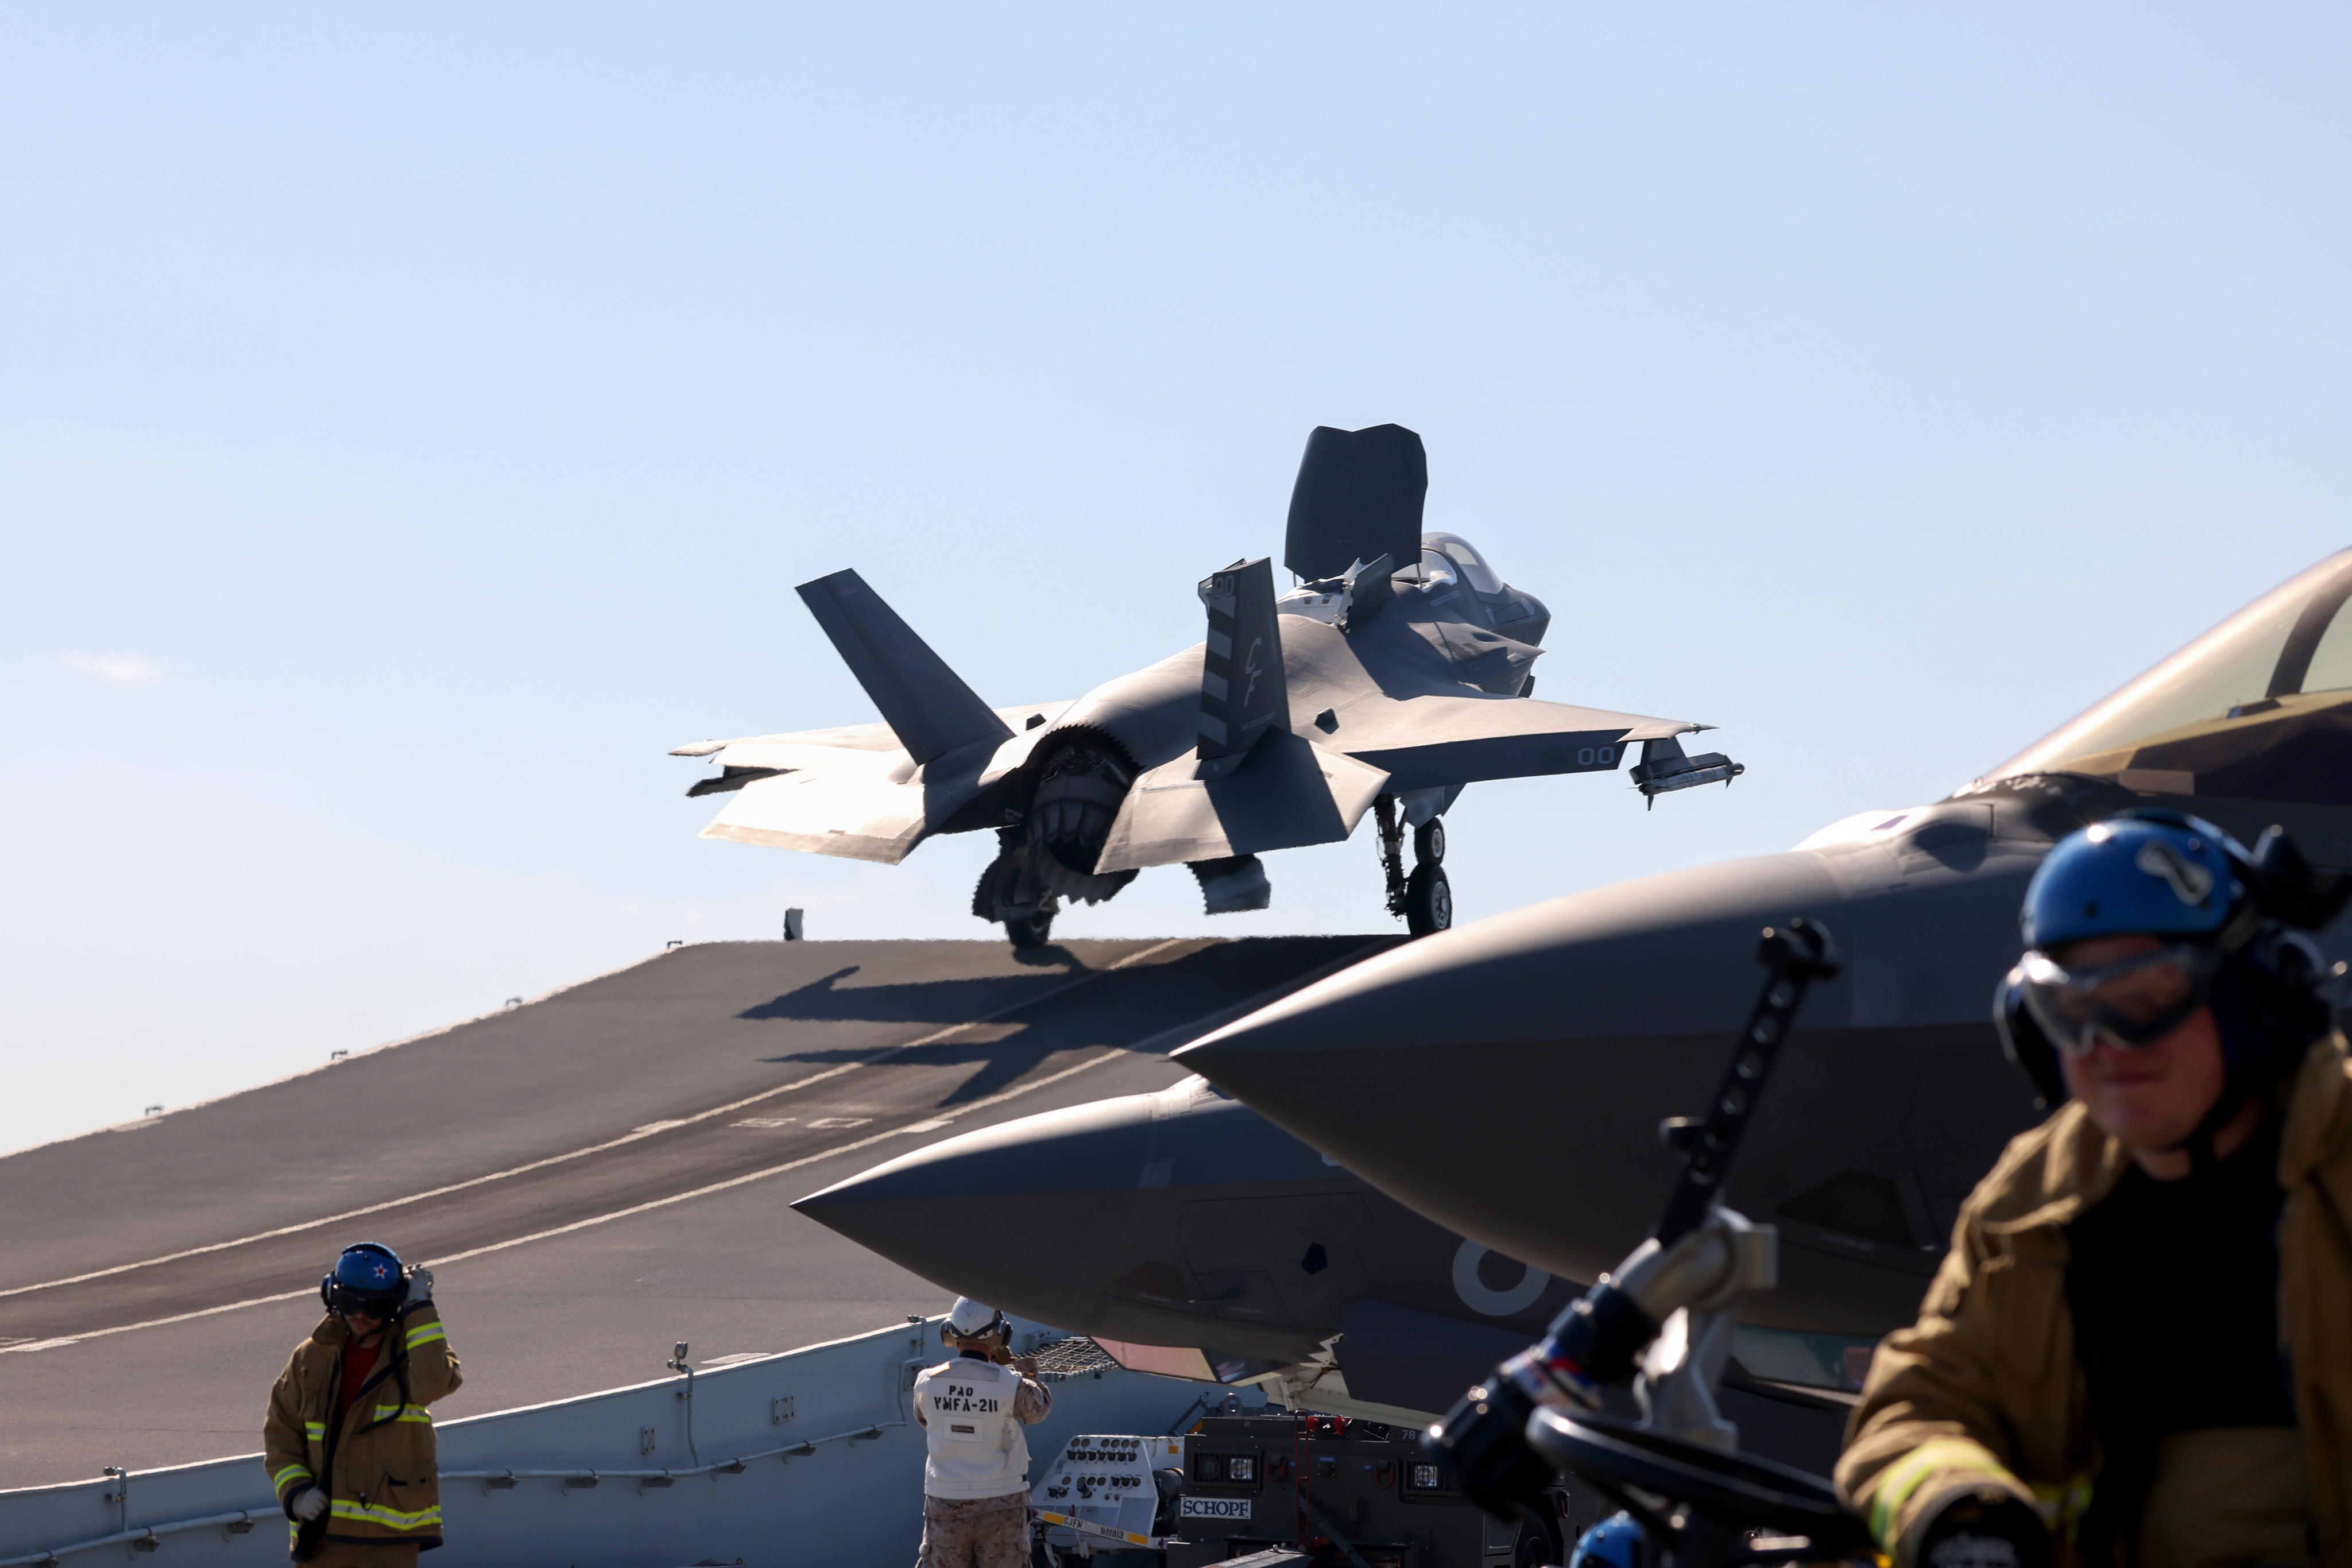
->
[1986,548,2352,808]
[1403,532,1508,598]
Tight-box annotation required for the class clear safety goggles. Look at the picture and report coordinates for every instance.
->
[2017,942,2218,1056]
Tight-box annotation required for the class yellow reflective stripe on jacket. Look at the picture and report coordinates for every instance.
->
[329,1499,443,1531]
[303,1421,327,1441]
[1867,1438,2019,1548]
[371,1404,434,1424]
[402,1322,446,1350]
[272,1463,314,1492]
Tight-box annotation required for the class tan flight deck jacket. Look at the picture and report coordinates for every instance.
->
[263,1304,462,1555]
[1836,1035,2352,1568]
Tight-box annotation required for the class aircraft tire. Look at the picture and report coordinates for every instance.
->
[1413,817,1446,865]
[1404,863,1452,935]
[1003,910,1055,949]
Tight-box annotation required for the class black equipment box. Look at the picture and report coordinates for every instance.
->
[1161,1414,1596,1568]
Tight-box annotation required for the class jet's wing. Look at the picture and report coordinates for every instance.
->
[1324,691,1699,795]
[674,703,1072,864]
[1094,730,1390,873]
[1278,613,1705,794]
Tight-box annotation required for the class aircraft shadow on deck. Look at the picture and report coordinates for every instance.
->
[744,939,1374,1105]
[736,952,1100,1027]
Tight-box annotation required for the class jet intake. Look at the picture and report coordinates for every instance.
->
[1334,553,1393,630]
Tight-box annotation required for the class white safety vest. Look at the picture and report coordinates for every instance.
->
[915,1357,1031,1499]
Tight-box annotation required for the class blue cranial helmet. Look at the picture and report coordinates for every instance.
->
[1999,811,2346,1123]
[322,1241,407,1315]
[1570,1512,1645,1568]
[2020,813,2244,951]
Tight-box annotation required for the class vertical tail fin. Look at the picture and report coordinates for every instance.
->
[1196,557,1289,765]
[796,570,1012,765]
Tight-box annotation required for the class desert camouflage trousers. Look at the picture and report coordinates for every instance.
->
[917,1490,1031,1568]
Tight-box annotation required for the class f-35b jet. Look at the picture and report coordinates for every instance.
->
[674,425,1742,945]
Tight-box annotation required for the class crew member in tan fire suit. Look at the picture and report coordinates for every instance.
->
[264,1242,461,1566]
[913,1297,1054,1568]
[1838,815,2352,1568]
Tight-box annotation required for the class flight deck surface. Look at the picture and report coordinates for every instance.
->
[0,935,1388,1487]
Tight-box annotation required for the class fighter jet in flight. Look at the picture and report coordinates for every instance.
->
[674,424,1742,945]
[796,546,2352,1424]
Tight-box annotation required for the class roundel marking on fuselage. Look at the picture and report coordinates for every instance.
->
[1450,1240,1550,1317]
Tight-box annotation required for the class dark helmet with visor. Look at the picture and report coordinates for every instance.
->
[1997,810,2349,1125]
[321,1241,409,1318]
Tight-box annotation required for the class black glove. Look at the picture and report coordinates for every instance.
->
[1910,1488,2053,1568]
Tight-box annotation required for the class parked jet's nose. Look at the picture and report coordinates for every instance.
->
[1177,811,2052,1335]
[794,1078,1344,1365]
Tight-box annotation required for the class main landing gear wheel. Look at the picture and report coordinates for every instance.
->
[1405,862,1452,935]
[1414,817,1446,865]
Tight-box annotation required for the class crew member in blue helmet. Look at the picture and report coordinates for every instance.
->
[264,1242,461,1566]
[1838,813,2352,1568]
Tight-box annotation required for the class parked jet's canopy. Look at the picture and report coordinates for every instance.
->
[1284,424,1429,582]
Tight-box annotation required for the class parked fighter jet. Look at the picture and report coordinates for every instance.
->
[795,1075,1854,1471]
[1173,545,2352,1341]
[798,545,2352,1435]
[674,425,1742,945]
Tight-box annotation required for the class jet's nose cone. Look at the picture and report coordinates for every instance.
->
[1177,842,2037,1329]
[795,1094,1160,1326]
[798,1077,1345,1360]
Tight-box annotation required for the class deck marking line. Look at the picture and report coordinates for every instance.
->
[0,938,1194,1302]
[14,1046,1135,1350]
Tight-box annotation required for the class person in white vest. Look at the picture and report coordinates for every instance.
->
[912,1298,1054,1568]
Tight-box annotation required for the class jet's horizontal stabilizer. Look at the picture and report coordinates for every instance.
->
[1197,557,1289,769]
[796,570,1012,765]
[1284,424,1428,583]
[1094,730,1388,873]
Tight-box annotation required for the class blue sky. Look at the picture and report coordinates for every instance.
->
[3,5,2347,1153]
